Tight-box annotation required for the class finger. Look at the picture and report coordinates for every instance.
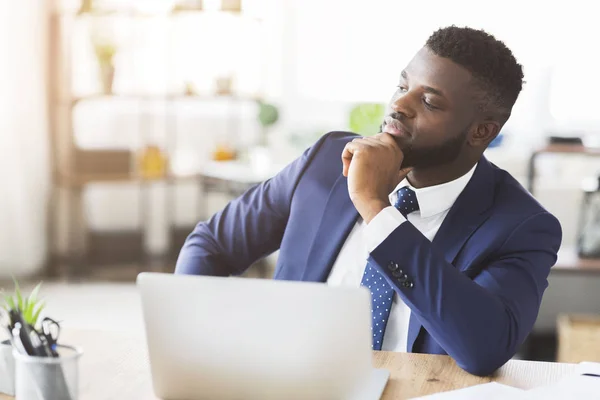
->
[374,133,405,165]
[357,138,389,153]
[342,158,350,177]
[352,137,379,148]
[342,139,373,176]
[358,136,382,144]
[367,134,400,153]
[341,142,356,162]
[341,143,358,177]
[342,141,371,158]
[376,132,399,147]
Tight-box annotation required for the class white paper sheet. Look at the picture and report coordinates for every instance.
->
[518,362,600,400]
[410,382,523,399]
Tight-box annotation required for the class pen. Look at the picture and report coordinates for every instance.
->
[28,329,50,357]
[11,324,29,355]
[10,311,46,356]
[2,309,23,354]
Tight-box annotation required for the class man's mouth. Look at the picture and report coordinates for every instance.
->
[382,118,411,138]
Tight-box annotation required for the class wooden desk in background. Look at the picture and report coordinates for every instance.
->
[0,329,575,400]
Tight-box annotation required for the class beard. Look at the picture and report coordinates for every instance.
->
[397,129,469,169]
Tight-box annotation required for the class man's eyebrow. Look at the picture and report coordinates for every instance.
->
[401,70,445,98]
[423,85,444,97]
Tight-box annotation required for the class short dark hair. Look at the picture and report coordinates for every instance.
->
[425,26,524,122]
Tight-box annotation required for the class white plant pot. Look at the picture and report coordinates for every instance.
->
[0,340,15,396]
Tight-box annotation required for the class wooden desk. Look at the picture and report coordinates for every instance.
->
[0,329,576,400]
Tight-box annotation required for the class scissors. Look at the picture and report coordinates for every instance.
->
[38,317,61,357]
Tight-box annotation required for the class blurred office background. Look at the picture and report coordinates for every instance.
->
[2,0,600,363]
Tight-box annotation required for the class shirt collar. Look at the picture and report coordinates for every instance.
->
[389,163,478,218]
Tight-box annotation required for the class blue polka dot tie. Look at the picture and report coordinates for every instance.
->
[361,187,419,350]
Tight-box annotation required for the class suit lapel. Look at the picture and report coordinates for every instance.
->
[407,156,496,352]
[431,159,495,269]
[303,175,359,282]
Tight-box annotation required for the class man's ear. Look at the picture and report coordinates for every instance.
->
[469,120,501,147]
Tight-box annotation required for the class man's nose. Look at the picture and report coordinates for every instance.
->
[390,94,416,119]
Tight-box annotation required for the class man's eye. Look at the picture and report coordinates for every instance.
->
[396,85,407,93]
[423,99,437,110]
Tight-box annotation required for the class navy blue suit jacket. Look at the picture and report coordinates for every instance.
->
[175,131,562,376]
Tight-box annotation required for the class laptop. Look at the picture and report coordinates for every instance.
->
[137,272,390,400]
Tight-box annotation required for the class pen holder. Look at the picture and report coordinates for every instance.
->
[0,339,15,396]
[13,345,83,400]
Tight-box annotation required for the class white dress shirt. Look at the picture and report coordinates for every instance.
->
[326,163,477,352]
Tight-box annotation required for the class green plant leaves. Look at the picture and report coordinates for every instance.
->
[32,301,46,327]
[28,282,42,307]
[13,275,24,312]
[1,278,45,327]
[348,103,386,136]
[4,294,16,311]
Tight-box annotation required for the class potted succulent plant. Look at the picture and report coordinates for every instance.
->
[0,278,45,396]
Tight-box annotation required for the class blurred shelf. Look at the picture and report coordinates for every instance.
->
[200,160,285,184]
[47,0,270,279]
[533,144,600,156]
[56,172,199,187]
[59,93,263,107]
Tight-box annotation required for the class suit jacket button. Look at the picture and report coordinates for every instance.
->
[398,274,408,283]
[392,270,403,277]
[388,262,399,271]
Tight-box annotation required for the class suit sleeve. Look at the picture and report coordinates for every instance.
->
[174,135,329,276]
[368,212,562,376]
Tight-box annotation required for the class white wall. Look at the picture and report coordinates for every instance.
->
[0,1,50,277]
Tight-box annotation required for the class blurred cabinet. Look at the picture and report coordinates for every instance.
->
[47,0,268,277]
[557,314,600,363]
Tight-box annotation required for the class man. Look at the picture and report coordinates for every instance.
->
[175,26,562,377]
